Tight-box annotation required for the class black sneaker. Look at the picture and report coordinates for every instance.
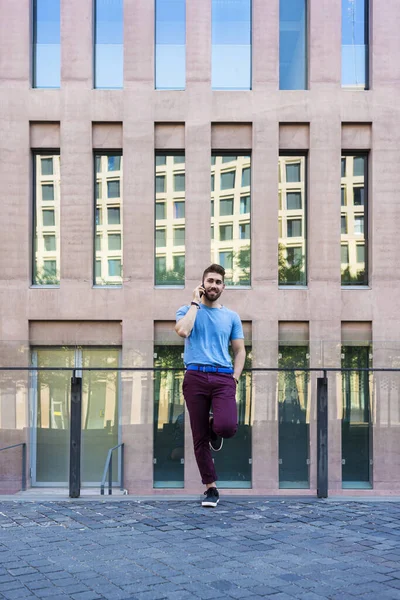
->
[202,487,219,507]
[209,417,223,452]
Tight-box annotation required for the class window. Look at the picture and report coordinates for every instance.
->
[341,153,368,285]
[155,0,186,90]
[96,182,101,200]
[219,251,233,270]
[342,0,369,89]
[107,180,120,199]
[280,0,307,90]
[173,228,185,246]
[220,199,234,216]
[239,223,250,240]
[341,215,347,234]
[94,0,123,89]
[156,229,166,247]
[341,158,346,177]
[286,191,301,210]
[341,244,349,264]
[220,171,236,190]
[155,154,186,285]
[279,155,306,285]
[287,219,302,237]
[211,0,251,90]
[33,153,60,286]
[341,187,346,206]
[156,175,166,194]
[219,224,233,241]
[211,155,251,286]
[240,196,250,214]
[173,173,185,192]
[241,167,251,187]
[108,156,121,171]
[95,153,123,286]
[32,0,60,88]
[42,184,54,201]
[174,201,185,219]
[211,174,215,192]
[285,162,301,182]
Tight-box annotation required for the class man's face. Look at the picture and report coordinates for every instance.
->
[203,272,225,301]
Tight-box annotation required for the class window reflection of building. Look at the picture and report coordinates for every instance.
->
[211,155,251,286]
[33,153,61,285]
[155,154,185,286]
[278,155,306,286]
[95,154,123,286]
[341,154,367,285]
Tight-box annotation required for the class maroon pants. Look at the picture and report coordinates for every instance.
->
[182,371,238,484]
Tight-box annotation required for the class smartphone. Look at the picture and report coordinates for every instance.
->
[199,282,205,298]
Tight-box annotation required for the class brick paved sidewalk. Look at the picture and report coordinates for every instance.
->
[1,498,400,600]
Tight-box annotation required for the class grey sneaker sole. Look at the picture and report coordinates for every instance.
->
[202,498,219,507]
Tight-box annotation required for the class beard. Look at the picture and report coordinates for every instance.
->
[204,288,222,302]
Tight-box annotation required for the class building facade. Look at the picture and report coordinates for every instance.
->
[1,0,400,496]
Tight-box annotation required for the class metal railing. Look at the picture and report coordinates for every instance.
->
[100,443,124,496]
[0,443,27,492]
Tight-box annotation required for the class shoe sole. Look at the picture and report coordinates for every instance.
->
[202,499,219,507]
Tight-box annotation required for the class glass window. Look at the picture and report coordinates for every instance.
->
[211,156,216,165]
[341,157,346,177]
[156,175,166,194]
[240,195,250,214]
[156,229,166,247]
[94,0,123,89]
[341,244,349,264]
[341,187,346,206]
[33,153,60,285]
[241,167,251,187]
[107,207,120,224]
[278,345,310,488]
[239,223,250,239]
[173,173,185,192]
[211,156,251,286]
[353,187,364,206]
[219,224,233,241]
[107,180,120,199]
[155,154,185,285]
[220,199,234,216]
[108,233,121,251]
[286,191,302,210]
[96,208,102,225]
[95,153,123,286]
[108,156,121,171]
[43,235,56,252]
[96,182,101,200]
[341,154,368,286]
[287,219,302,237]
[342,0,369,89]
[211,173,215,192]
[156,155,167,166]
[173,227,185,246]
[341,215,347,234]
[173,201,185,219]
[155,0,186,90]
[219,251,233,270]
[285,162,301,182]
[280,0,307,90]
[156,202,166,220]
[108,259,122,277]
[41,157,53,176]
[153,346,185,488]
[32,0,60,88]
[279,155,306,286]
[220,171,236,190]
[42,184,54,201]
[341,345,372,488]
[211,0,252,90]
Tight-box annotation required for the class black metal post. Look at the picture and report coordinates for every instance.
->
[21,443,27,492]
[120,444,124,492]
[108,459,112,495]
[317,376,328,498]
[69,376,82,498]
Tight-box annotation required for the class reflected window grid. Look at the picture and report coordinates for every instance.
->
[33,153,61,286]
[341,154,368,285]
[94,0,124,89]
[211,155,251,286]
[94,153,123,286]
[155,0,186,90]
[155,154,186,285]
[32,0,61,88]
[278,155,307,286]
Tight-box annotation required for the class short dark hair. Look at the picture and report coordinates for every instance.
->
[202,264,225,282]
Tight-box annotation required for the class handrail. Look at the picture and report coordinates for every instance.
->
[0,443,26,492]
[100,443,124,496]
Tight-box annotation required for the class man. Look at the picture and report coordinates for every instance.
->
[175,264,246,507]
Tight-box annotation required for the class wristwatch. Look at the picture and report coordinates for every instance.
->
[191,301,200,309]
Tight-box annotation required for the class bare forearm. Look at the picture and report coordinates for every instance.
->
[233,348,246,380]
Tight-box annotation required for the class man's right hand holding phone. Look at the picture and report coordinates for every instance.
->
[192,284,205,305]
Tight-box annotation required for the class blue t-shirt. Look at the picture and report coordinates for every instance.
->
[176,304,244,368]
